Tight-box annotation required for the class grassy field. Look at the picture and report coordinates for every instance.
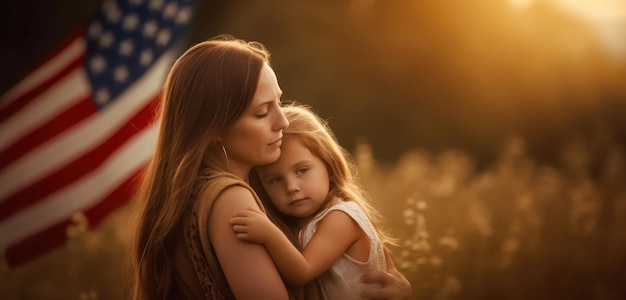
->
[360,136,626,300]
[2,136,625,299]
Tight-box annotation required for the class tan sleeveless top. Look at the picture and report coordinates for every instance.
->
[172,171,267,299]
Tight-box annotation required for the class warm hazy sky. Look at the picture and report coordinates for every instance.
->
[2,0,625,163]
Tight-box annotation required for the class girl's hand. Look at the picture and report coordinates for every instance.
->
[360,247,412,299]
[229,208,278,244]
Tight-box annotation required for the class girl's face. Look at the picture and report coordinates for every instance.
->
[219,63,289,179]
[256,137,331,220]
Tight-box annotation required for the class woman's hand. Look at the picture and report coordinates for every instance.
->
[360,247,412,299]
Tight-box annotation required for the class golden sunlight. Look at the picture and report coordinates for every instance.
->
[551,0,625,60]
[508,0,536,10]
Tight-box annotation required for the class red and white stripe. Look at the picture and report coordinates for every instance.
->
[0,32,170,268]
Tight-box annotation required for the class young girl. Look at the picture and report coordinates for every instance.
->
[230,104,394,299]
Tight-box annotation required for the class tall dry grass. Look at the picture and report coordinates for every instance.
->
[2,136,625,299]
[357,135,626,299]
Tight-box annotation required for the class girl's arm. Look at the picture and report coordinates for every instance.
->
[210,186,289,300]
[230,208,363,286]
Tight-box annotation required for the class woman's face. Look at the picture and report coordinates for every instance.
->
[220,63,289,178]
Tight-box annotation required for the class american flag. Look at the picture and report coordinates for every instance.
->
[0,0,196,268]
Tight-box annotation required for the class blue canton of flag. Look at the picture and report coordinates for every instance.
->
[86,0,194,109]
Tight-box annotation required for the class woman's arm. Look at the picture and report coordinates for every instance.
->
[360,247,412,299]
[209,186,289,300]
[230,209,363,286]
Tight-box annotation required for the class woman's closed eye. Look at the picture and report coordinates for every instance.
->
[256,99,280,119]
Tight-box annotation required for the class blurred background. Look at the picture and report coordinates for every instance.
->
[1,0,625,299]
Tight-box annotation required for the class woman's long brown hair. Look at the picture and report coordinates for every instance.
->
[130,35,269,300]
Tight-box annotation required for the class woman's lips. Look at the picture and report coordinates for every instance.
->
[269,137,282,147]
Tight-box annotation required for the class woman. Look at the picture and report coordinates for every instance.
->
[131,35,411,299]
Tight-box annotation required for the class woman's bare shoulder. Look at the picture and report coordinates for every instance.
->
[213,184,261,212]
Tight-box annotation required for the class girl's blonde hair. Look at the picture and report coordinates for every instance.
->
[255,103,393,246]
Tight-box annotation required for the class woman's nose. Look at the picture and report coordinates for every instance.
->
[273,109,289,131]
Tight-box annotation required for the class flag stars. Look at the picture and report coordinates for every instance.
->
[149,0,165,10]
[113,66,130,83]
[176,7,192,24]
[140,49,153,66]
[118,39,134,56]
[95,88,111,105]
[89,56,107,74]
[99,32,115,48]
[156,29,171,47]
[143,20,158,38]
[105,6,122,23]
[122,14,140,31]
[88,22,103,39]
[83,0,192,109]
[163,2,178,19]
[102,0,118,12]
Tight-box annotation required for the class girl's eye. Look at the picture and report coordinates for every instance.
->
[256,112,269,118]
[268,176,282,184]
[296,168,309,175]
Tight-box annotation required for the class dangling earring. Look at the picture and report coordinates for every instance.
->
[220,142,229,171]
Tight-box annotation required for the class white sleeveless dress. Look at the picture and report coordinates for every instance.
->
[299,201,387,299]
